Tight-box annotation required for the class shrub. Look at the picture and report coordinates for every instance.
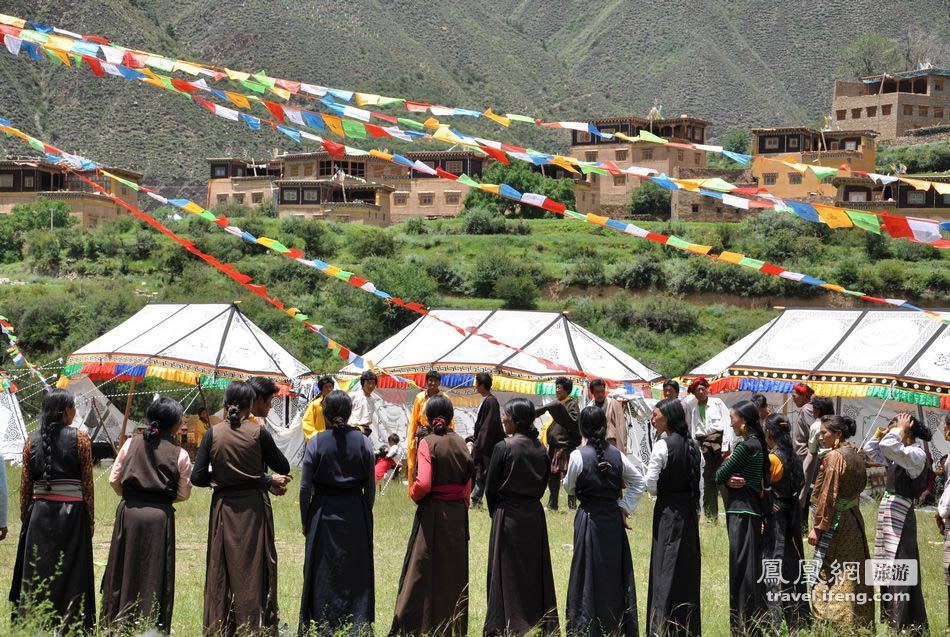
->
[493,274,538,309]
[889,240,940,262]
[628,181,671,218]
[278,218,339,258]
[610,259,664,290]
[22,230,63,275]
[460,207,507,235]
[401,217,428,235]
[350,228,397,259]
[875,260,909,293]
[565,259,607,288]
[422,256,467,295]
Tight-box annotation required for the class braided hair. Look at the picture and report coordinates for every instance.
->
[425,395,454,436]
[656,398,701,509]
[579,405,614,476]
[38,389,75,488]
[503,398,539,438]
[223,381,256,428]
[732,399,772,490]
[144,396,184,443]
[322,390,353,430]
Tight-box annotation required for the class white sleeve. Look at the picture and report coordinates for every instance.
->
[878,431,927,479]
[863,433,886,465]
[562,449,583,496]
[644,438,668,495]
[939,459,950,520]
[618,451,646,515]
[807,421,821,455]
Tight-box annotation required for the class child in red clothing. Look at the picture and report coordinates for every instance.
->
[375,433,402,482]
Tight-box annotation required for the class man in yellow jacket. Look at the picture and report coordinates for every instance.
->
[301,376,335,441]
[406,370,451,489]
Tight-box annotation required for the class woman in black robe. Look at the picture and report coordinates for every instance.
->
[101,396,193,633]
[191,380,292,636]
[299,390,375,636]
[483,398,559,636]
[762,414,810,632]
[715,400,771,636]
[391,395,474,636]
[645,398,702,637]
[564,405,645,637]
[9,388,96,633]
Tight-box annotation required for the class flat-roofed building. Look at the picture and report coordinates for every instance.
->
[206,158,281,210]
[275,177,393,226]
[832,173,950,221]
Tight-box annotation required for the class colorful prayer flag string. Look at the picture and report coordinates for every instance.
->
[0,314,50,388]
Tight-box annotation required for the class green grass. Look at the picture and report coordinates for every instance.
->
[0,466,947,636]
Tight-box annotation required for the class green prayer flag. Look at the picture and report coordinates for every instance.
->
[638,130,668,144]
[564,210,586,220]
[199,210,218,222]
[396,117,425,131]
[341,120,367,139]
[375,97,405,107]
[251,72,277,89]
[505,114,535,123]
[580,165,608,175]
[738,257,766,269]
[146,56,175,72]
[456,174,480,188]
[239,80,267,95]
[698,177,737,192]
[112,175,140,191]
[666,236,692,250]
[26,137,44,152]
[845,210,881,234]
[294,313,308,322]
[809,165,839,180]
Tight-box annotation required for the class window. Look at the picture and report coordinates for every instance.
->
[851,108,861,119]
[642,148,653,160]
[615,150,628,162]
[844,140,857,151]
[934,107,944,119]
[848,191,868,203]
[348,162,365,178]
[906,191,926,205]
[691,204,699,213]
[252,192,263,204]
[216,194,228,204]
[288,164,300,178]
[445,160,463,174]
[943,194,950,205]
[788,137,799,150]
[904,104,914,116]
[601,127,616,135]
[23,175,34,189]
[281,188,299,203]
[212,165,227,178]
[677,150,684,161]
[936,80,944,91]
[393,192,409,206]
[763,173,778,185]
[829,141,839,150]
[836,109,846,120]
[419,192,434,206]
[695,152,702,163]
[764,137,779,150]
[576,132,592,144]
[303,189,320,202]
[613,175,626,187]
[319,160,333,177]
[882,104,892,115]
[585,151,598,162]
[866,106,877,117]
[233,193,245,204]
[919,106,929,117]
[788,172,802,185]
[444,191,461,205]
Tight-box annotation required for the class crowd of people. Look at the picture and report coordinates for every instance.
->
[0,370,947,636]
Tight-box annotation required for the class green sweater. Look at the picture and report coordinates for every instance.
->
[715,437,765,516]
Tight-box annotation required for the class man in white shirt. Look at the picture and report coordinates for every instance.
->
[349,371,380,442]
[682,377,731,522]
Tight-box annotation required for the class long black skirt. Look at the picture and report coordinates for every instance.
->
[880,511,928,633]
[299,493,374,636]
[727,513,767,636]
[647,493,700,637]
[566,502,637,637]
[764,504,809,632]
[390,498,469,636]
[484,498,559,636]
[100,499,176,632]
[9,499,96,633]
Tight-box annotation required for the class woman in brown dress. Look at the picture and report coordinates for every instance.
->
[391,395,474,636]
[101,396,193,633]
[9,388,96,633]
[807,415,873,628]
[191,380,292,636]
[483,398,559,636]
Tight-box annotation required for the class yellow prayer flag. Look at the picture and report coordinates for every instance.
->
[141,77,166,90]
[932,181,950,195]
[422,117,441,130]
[483,108,511,127]
[813,204,854,229]
[548,156,580,173]
[821,283,846,293]
[370,149,394,162]
[47,35,76,51]
[587,214,608,227]
[0,14,26,28]
[900,177,932,191]
[174,61,205,76]
[182,201,205,215]
[322,115,345,138]
[47,48,72,66]
[225,91,250,110]
[269,86,291,101]
[782,161,807,174]
[225,68,250,81]
[478,184,500,195]
[673,179,702,192]
[718,251,745,264]
[324,265,342,277]
[355,93,380,106]
[687,244,713,255]
[432,128,461,144]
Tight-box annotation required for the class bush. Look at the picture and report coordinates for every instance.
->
[278,218,339,258]
[422,255,467,295]
[610,259,664,290]
[875,260,909,293]
[889,240,940,262]
[628,181,671,218]
[629,297,699,334]
[565,259,606,288]
[401,217,428,235]
[22,230,63,275]
[350,228,397,259]
[493,274,538,309]
[460,207,507,235]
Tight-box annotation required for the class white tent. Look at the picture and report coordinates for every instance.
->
[63,303,313,388]
[334,309,663,469]
[687,307,950,455]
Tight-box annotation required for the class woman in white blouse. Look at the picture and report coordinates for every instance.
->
[563,405,645,637]
[864,412,931,633]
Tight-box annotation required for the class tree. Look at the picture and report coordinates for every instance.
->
[493,275,538,309]
[627,181,671,218]
[896,26,948,71]
[0,198,75,264]
[722,130,751,155]
[462,161,575,218]
[837,33,901,79]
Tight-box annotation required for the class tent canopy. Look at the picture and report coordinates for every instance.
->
[62,303,312,388]
[688,308,950,409]
[339,309,661,390]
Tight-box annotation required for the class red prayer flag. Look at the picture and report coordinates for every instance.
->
[760,263,784,276]
[81,56,105,77]
[322,139,346,158]
[540,198,566,214]
[478,145,509,165]
[364,124,391,138]
[263,101,285,124]
[436,168,459,181]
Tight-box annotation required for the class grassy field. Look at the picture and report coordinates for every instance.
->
[0,466,947,636]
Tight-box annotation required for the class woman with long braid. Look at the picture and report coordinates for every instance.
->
[9,388,96,632]
[716,399,771,636]
[191,381,292,636]
[299,390,376,636]
[646,398,702,636]
[101,396,193,633]
[564,404,645,637]
[762,414,810,632]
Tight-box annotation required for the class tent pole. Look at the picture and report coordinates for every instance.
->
[119,377,138,442]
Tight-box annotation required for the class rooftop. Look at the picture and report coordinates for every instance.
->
[0,156,143,180]
[751,127,877,137]
[589,114,713,127]
[274,177,395,191]
[861,68,950,82]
